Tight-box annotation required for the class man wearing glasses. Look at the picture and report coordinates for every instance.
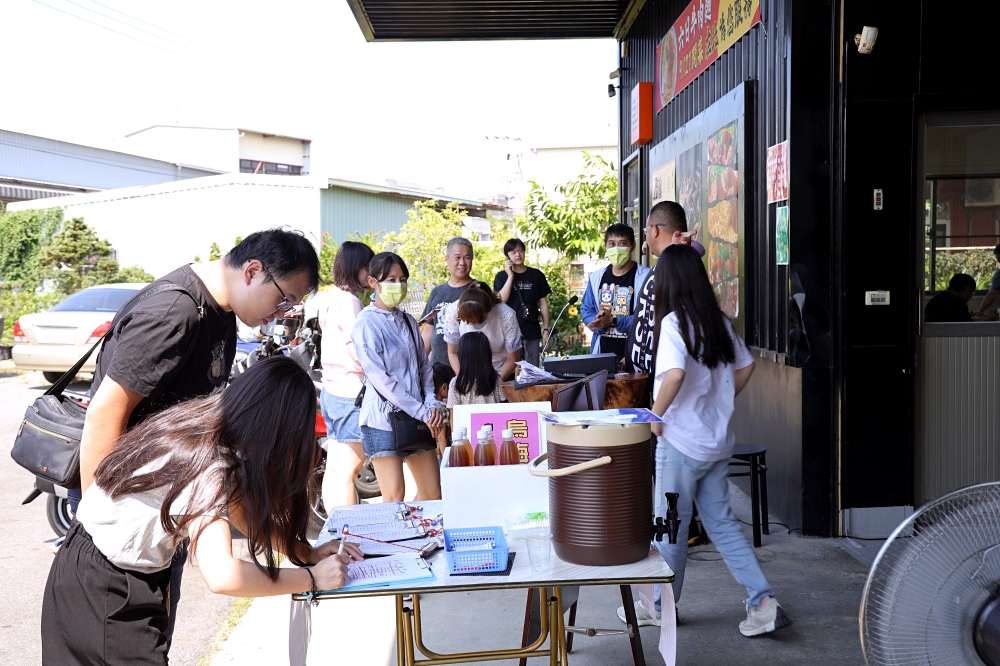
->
[78,227,319,651]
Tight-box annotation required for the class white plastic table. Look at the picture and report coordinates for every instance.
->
[297,505,675,666]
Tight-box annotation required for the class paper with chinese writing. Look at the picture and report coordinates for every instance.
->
[766,141,789,203]
[337,554,434,591]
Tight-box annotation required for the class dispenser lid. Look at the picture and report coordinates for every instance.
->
[546,422,651,447]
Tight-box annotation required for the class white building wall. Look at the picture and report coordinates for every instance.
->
[108,127,239,173]
[239,132,305,166]
[8,175,320,279]
[525,145,618,193]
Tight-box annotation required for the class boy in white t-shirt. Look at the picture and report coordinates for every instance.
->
[632,244,791,637]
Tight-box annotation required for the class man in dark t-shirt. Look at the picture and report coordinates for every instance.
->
[626,202,704,377]
[494,238,551,367]
[925,273,975,323]
[420,237,474,367]
[79,228,320,649]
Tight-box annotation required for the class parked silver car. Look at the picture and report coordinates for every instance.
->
[12,283,147,383]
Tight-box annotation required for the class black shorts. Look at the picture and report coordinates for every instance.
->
[42,522,171,665]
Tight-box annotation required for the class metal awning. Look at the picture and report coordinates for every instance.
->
[0,178,97,204]
[346,0,644,41]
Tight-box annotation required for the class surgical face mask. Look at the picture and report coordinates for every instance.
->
[464,321,487,332]
[606,246,632,268]
[377,281,407,308]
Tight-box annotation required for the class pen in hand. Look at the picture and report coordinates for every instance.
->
[337,525,349,557]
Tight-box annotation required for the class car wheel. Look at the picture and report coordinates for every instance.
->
[43,371,66,384]
[355,459,381,499]
[46,495,74,537]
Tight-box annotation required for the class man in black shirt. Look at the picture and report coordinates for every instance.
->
[625,201,703,376]
[494,238,551,366]
[79,227,320,647]
[925,273,975,322]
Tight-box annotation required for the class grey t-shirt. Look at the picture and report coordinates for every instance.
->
[421,281,472,366]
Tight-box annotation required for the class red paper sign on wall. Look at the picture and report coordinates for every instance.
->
[656,0,761,112]
[630,83,653,146]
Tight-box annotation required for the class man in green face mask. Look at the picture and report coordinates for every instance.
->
[581,223,651,365]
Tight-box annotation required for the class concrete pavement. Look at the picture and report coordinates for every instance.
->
[0,364,233,666]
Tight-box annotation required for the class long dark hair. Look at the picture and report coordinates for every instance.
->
[455,331,497,396]
[94,356,318,580]
[333,241,374,294]
[652,244,735,369]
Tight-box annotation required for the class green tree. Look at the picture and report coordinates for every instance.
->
[317,232,337,286]
[536,256,585,355]
[38,217,114,294]
[522,152,618,259]
[114,265,156,283]
[381,200,466,289]
[0,207,63,288]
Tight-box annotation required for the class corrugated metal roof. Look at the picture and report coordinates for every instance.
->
[0,177,96,203]
[0,129,222,191]
[346,0,638,41]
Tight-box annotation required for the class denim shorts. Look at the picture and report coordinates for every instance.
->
[361,425,417,459]
[320,390,362,443]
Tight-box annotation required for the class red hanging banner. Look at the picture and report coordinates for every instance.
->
[655,0,761,112]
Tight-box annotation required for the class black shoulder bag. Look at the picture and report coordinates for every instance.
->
[10,283,199,487]
[370,316,436,453]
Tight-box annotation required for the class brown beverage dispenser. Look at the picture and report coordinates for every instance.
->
[529,421,680,566]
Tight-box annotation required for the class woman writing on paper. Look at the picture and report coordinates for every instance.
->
[42,356,362,664]
[318,240,374,507]
[638,244,790,637]
[352,252,444,503]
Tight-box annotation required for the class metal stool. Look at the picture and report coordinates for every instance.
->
[728,443,769,547]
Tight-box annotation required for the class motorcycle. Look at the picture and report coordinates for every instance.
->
[232,311,380,532]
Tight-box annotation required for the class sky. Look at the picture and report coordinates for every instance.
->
[1,0,619,200]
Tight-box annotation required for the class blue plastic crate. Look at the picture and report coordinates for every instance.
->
[443,527,509,574]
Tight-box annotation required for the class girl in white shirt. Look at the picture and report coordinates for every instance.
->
[318,241,374,507]
[645,244,789,638]
[42,356,362,665]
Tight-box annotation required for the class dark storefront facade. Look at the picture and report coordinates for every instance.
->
[349,1,1000,537]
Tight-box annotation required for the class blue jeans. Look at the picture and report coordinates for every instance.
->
[320,389,362,443]
[653,437,774,609]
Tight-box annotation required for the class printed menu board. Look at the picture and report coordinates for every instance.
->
[647,84,747,325]
[705,121,739,317]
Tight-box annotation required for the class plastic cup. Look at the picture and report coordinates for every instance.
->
[525,534,553,572]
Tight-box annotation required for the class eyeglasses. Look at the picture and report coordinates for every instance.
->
[644,223,667,232]
[261,265,295,313]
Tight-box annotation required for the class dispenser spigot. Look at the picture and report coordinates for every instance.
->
[653,492,682,544]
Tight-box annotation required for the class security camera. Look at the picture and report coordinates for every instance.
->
[854,26,878,54]
[608,84,617,98]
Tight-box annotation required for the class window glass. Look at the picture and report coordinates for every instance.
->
[50,288,140,312]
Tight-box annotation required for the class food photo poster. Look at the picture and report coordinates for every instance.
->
[647,84,747,329]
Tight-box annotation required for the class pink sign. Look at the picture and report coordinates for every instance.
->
[766,140,789,203]
[469,411,542,464]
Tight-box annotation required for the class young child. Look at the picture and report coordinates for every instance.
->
[639,244,790,637]
[433,363,456,458]
[447,331,506,407]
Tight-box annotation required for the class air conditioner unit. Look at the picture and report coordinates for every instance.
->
[964,178,1000,206]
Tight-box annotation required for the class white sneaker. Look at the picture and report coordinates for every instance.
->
[739,597,791,637]
[616,601,661,627]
